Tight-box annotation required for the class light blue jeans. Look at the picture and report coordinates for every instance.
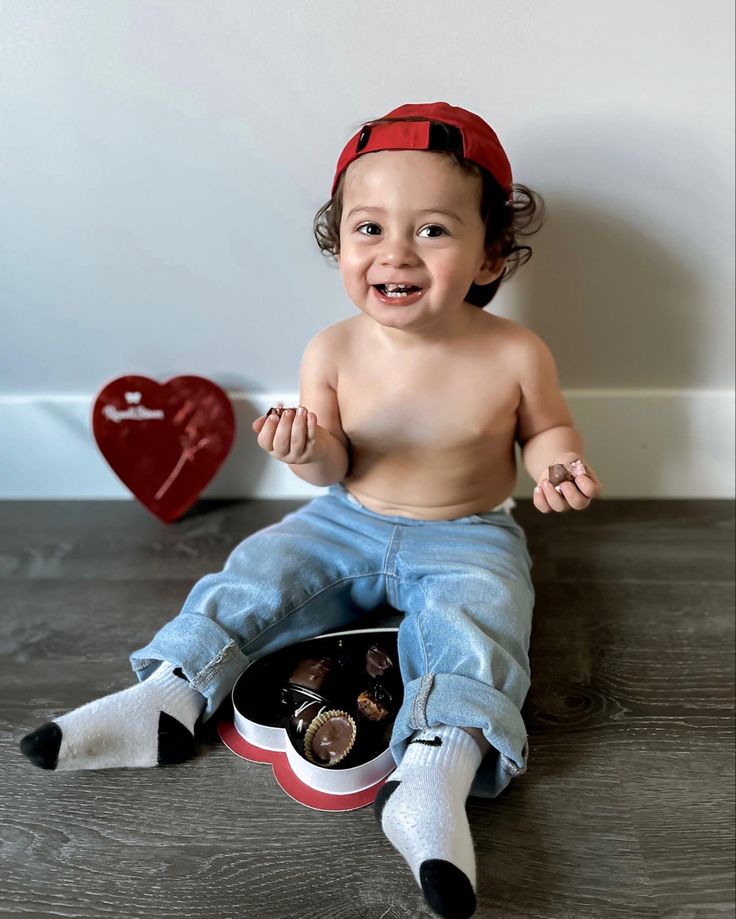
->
[130,482,535,798]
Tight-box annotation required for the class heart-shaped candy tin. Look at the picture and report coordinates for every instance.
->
[219,628,402,811]
[92,375,235,522]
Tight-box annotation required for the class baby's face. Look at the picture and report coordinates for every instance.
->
[337,150,503,339]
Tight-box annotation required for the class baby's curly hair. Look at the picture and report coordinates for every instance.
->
[313,116,546,307]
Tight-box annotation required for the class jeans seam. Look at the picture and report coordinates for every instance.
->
[239,571,387,654]
[382,526,400,605]
[191,639,241,693]
[417,579,431,674]
[412,673,434,729]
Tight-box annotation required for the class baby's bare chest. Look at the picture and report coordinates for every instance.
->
[337,352,519,455]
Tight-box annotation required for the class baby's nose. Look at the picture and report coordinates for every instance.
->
[380,241,420,266]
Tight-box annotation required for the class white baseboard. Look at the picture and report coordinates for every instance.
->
[0,390,733,499]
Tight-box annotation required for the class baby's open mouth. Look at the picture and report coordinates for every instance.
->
[373,284,423,298]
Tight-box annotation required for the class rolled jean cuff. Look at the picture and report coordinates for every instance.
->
[390,672,530,797]
[129,613,249,720]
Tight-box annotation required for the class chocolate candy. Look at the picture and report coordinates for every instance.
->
[548,463,575,486]
[289,699,328,737]
[281,657,336,744]
[548,459,587,487]
[266,406,299,419]
[305,711,356,766]
[357,646,397,722]
[365,644,393,678]
[357,686,392,721]
[288,657,333,691]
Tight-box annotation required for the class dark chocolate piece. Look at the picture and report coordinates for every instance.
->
[365,644,393,678]
[289,699,327,737]
[288,657,333,691]
[281,657,336,749]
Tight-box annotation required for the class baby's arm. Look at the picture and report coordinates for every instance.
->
[251,327,350,487]
[514,330,602,513]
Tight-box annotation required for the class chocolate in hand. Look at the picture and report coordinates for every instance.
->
[266,406,298,419]
[548,458,588,487]
[548,463,575,486]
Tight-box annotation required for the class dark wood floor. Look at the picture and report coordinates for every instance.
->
[1,499,734,919]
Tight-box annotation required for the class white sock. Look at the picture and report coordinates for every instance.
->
[20,662,205,771]
[375,724,482,919]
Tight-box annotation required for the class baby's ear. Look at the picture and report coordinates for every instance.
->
[476,250,505,285]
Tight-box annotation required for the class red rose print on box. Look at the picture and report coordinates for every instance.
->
[92,375,235,522]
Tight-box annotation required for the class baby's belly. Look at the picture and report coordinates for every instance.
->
[342,447,518,520]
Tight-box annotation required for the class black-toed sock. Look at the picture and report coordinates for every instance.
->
[20,662,205,770]
[375,724,482,918]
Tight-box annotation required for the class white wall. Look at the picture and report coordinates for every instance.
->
[1,0,734,498]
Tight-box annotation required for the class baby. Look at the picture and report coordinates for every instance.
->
[20,102,602,919]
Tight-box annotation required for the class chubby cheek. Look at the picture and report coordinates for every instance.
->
[338,248,372,294]
[420,265,456,302]
[442,257,481,300]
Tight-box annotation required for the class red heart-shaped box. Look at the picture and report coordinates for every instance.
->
[92,375,235,522]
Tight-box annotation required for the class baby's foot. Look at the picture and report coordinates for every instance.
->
[20,662,205,770]
[375,725,482,918]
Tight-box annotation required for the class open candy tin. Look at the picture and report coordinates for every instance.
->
[218,628,402,811]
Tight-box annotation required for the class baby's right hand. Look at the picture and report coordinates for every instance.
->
[251,405,322,465]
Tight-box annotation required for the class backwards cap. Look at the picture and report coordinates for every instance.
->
[331,101,513,198]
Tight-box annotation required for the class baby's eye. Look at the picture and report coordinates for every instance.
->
[355,222,381,236]
[418,225,447,238]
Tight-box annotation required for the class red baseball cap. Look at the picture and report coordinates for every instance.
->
[331,101,513,198]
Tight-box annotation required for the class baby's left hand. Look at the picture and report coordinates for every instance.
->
[533,452,602,513]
